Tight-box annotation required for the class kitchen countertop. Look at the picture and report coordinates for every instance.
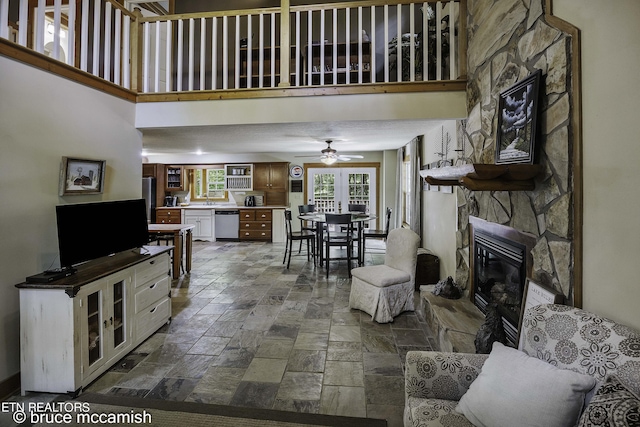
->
[157,205,288,210]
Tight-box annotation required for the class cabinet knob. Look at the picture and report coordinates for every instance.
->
[245,224,250,227]
[261,224,266,227]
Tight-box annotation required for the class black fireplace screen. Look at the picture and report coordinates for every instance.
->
[474,231,526,346]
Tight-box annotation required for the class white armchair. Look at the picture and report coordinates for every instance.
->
[348,228,420,323]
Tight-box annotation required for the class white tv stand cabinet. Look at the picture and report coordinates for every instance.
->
[16,246,172,396]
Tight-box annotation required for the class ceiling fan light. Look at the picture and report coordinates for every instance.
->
[321,155,337,165]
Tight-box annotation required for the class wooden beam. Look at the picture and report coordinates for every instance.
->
[279,0,291,87]
[546,0,583,308]
[0,38,136,101]
[136,79,466,102]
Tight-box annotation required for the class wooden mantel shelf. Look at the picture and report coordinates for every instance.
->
[419,164,543,191]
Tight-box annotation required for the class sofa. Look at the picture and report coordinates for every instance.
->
[404,304,640,427]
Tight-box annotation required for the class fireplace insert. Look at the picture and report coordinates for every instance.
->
[473,230,526,346]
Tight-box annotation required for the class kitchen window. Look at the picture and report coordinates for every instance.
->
[188,167,227,201]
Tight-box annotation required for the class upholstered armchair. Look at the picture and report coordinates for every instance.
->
[404,304,640,427]
[348,228,420,323]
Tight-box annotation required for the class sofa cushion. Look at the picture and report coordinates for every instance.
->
[351,265,410,287]
[456,342,597,427]
[577,374,640,427]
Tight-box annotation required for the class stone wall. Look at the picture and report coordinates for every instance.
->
[456,0,575,304]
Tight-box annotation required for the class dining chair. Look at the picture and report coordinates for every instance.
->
[362,207,392,262]
[283,209,315,269]
[297,204,316,253]
[323,213,355,278]
[348,203,367,213]
[151,233,185,274]
[341,203,366,232]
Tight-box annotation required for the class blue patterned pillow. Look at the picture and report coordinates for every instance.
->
[578,375,640,427]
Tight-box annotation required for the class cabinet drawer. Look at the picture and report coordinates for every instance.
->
[135,255,169,288]
[240,229,272,239]
[254,209,272,220]
[135,297,170,340]
[240,210,255,221]
[135,276,170,313]
[241,221,271,230]
[156,209,181,224]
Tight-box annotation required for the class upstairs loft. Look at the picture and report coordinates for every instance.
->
[0,0,467,107]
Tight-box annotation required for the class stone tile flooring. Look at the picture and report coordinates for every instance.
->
[4,240,436,427]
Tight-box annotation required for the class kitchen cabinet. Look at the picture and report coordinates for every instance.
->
[240,209,272,241]
[225,164,253,191]
[156,208,181,224]
[254,162,289,206]
[183,209,214,241]
[271,209,286,243]
[17,247,171,395]
[165,165,184,191]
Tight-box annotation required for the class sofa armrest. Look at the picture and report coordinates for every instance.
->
[405,351,489,401]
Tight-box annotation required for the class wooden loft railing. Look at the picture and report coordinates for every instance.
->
[0,0,466,101]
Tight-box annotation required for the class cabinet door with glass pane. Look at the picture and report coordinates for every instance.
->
[80,271,132,381]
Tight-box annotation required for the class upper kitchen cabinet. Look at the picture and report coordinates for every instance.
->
[254,162,289,206]
[225,164,253,191]
[254,162,289,192]
[165,166,184,191]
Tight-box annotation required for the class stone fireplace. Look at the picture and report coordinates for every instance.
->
[470,217,536,346]
[454,0,578,309]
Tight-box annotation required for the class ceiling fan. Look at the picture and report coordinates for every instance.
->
[296,140,364,165]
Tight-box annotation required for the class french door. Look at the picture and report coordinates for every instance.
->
[306,167,377,219]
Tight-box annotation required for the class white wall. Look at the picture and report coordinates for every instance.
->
[553,1,640,330]
[421,122,458,280]
[0,56,143,383]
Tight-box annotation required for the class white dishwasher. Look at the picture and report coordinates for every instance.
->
[214,210,240,241]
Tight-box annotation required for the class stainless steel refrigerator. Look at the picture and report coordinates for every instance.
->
[142,177,156,223]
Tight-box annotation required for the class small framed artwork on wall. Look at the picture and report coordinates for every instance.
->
[495,69,542,165]
[59,157,106,196]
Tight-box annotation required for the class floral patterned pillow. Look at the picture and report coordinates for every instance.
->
[577,375,640,427]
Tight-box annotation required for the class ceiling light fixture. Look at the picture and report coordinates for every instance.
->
[321,155,338,165]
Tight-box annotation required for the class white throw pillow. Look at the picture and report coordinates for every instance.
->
[456,342,597,427]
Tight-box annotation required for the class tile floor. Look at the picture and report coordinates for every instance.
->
[4,240,436,427]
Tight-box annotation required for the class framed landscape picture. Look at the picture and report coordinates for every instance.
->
[495,69,542,165]
[59,157,106,196]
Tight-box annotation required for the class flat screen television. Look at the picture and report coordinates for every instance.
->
[56,199,149,268]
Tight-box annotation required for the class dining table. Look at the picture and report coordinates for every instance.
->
[298,212,377,267]
[148,223,195,279]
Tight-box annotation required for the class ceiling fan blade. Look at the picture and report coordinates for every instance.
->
[294,155,321,158]
[338,154,364,159]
